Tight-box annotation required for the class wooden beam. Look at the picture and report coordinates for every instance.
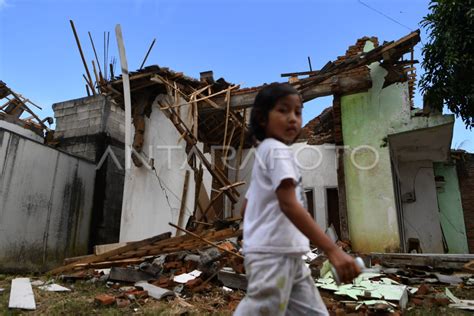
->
[281,70,320,77]
[205,72,372,112]
[367,253,474,270]
[176,170,190,236]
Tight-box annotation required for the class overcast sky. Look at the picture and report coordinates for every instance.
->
[0,0,471,151]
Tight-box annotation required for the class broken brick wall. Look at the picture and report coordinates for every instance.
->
[52,95,125,249]
[457,154,474,253]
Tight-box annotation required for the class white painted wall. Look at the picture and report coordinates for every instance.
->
[292,142,338,228]
[227,142,338,229]
[0,128,96,271]
[398,160,444,253]
[120,94,212,242]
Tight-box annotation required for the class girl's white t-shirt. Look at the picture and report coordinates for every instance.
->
[243,138,310,255]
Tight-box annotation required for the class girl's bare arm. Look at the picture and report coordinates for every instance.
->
[276,179,360,283]
[240,198,247,219]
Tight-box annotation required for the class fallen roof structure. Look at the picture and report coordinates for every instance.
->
[0,81,53,138]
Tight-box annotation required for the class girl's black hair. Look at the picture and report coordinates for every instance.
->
[249,82,300,142]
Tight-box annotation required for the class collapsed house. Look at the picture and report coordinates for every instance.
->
[1,30,473,273]
[99,30,471,254]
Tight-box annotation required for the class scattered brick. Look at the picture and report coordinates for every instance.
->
[416,284,433,295]
[125,290,148,299]
[186,278,203,289]
[95,294,115,306]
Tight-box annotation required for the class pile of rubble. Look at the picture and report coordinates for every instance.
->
[4,223,474,314]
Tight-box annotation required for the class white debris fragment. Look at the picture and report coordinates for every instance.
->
[9,278,36,310]
[95,268,111,275]
[446,288,474,311]
[173,270,202,284]
[302,248,318,262]
[38,284,71,292]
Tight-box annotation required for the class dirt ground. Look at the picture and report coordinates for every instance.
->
[1,273,473,315]
[0,274,244,315]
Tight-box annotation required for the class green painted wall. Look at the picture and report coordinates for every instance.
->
[340,41,454,253]
[434,162,469,253]
[341,62,404,252]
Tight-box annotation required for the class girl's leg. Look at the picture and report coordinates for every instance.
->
[286,259,329,315]
[234,253,295,316]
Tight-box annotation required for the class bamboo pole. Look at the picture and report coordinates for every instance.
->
[70,20,95,94]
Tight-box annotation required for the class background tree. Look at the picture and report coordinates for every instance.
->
[420,0,474,128]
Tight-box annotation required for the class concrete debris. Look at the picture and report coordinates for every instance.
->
[38,283,71,292]
[218,268,247,291]
[434,272,464,285]
[134,281,175,300]
[109,267,154,283]
[8,278,36,310]
[173,270,202,284]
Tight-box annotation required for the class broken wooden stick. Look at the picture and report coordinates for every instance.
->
[169,222,244,259]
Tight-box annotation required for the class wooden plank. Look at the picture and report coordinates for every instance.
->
[222,87,231,156]
[49,232,171,275]
[71,258,146,270]
[94,242,128,256]
[196,182,216,223]
[193,164,203,218]
[64,254,95,264]
[281,70,320,77]
[176,170,191,236]
[368,253,474,270]
[223,124,236,160]
[9,278,36,310]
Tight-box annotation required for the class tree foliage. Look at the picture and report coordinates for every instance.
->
[420,0,474,128]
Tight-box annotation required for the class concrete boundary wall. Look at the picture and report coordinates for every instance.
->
[0,128,96,272]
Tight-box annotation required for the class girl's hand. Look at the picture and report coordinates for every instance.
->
[326,247,361,284]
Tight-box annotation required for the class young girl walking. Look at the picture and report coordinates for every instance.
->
[235,83,360,315]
